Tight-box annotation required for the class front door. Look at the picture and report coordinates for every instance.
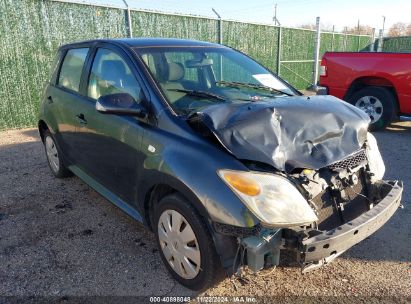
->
[74,47,147,205]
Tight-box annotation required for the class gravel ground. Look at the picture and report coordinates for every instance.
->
[0,122,410,303]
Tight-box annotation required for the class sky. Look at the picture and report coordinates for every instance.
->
[61,0,411,33]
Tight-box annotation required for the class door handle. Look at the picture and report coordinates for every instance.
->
[76,113,87,124]
[47,96,53,104]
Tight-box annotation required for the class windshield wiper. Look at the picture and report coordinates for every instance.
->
[216,80,293,97]
[167,88,227,101]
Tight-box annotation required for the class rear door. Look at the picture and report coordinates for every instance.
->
[74,45,148,205]
[46,47,90,163]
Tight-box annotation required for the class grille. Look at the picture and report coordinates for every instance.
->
[328,149,367,170]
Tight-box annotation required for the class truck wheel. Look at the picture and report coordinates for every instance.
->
[348,86,396,131]
[154,193,221,290]
[43,130,72,178]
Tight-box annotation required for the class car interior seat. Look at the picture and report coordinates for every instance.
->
[160,62,187,103]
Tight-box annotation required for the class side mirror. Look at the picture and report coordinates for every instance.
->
[96,93,147,118]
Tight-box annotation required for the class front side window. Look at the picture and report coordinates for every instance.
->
[134,46,296,114]
[58,48,89,92]
[88,48,141,101]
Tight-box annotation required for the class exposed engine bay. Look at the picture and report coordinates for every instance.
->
[294,148,372,232]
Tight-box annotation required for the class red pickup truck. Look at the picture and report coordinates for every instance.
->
[319,52,411,130]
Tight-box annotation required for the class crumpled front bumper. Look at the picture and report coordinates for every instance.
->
[300,180,403,272]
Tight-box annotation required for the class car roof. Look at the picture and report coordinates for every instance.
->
[59,38,228,50]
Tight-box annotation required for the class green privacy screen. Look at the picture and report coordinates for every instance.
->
[382,36,411,52]
[0,0,371,129]
[0,0,127,129]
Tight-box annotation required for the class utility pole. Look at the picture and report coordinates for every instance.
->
[273,3,280,26]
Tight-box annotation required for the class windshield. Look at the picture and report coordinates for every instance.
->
[134,46,297,114]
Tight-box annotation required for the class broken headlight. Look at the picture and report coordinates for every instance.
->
[218,170,318,227]
[366,132,385,182]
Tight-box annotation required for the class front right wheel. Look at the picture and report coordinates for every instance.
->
[154,193,221,290]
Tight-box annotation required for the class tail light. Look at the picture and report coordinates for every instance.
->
[320,58,327,77]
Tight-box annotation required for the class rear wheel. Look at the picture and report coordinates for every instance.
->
[348,86,396,131]
[43,130,72,178]
[154,193,221,290]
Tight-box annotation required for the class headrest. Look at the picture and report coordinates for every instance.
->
[101,60,126,79]
[167,62,184,81]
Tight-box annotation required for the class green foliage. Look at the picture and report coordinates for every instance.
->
[0,0,371,129]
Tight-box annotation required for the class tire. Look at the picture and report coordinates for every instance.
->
[43,130,72,178]
[154,193,221,290]
[348,86,396,131]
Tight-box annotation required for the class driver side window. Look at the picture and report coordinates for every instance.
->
[88,48,141,101]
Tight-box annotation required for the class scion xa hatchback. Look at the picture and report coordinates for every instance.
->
[38,38,403,290]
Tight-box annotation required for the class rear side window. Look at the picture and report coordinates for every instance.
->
[58,48,89,92]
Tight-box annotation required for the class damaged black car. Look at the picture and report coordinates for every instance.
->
[38,38,403,290]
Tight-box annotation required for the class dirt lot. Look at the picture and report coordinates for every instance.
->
[0,122,410,302]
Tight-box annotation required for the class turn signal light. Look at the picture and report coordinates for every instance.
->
[223,172,261,196]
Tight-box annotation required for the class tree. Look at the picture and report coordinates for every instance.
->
[345,25,374,35]
[298,23,334,31]
[388,22,411,37]
[298,23,372,34]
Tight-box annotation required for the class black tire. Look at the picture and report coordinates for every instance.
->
[43,129,72,178]
[154,193,221,290]
[348,86,396,131]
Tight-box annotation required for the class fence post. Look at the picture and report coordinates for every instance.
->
[212,8,223,80]
[277,26,282,75]
[343,27,348,51]
[357,20,361,51]
[331,25,335,51]
[369,28,376,51]
[212,8,222,44]
[312,17,321,89]
[377,29,384,52]
[122,0,133,37]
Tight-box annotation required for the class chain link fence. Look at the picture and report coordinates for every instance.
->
[0,0,372,129]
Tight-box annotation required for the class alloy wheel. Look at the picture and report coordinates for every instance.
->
[355,95,383,123]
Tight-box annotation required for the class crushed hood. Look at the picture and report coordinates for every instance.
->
[190,95,370,172]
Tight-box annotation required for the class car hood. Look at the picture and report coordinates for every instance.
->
[189,95,370,172]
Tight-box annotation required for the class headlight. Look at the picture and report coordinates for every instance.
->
[218,170,318,227]
[366,132,385,182]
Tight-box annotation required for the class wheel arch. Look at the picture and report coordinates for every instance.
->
[345,76,400,114]
[38,120,49,143]
[141,180,211,232]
